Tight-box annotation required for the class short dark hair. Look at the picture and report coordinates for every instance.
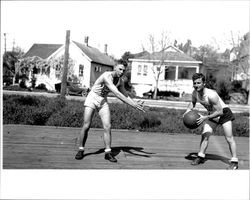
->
[192,73,206,82]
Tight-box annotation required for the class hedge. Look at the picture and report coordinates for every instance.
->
[3,94,249,137]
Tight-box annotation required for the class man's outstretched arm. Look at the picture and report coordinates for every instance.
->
[104,76,145,112]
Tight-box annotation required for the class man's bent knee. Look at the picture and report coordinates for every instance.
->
[225,135,235,144]
[103,124,111,132]
[202,131,212,139]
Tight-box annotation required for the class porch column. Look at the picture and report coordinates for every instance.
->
[175,65,179,80]
[196,66,199,73]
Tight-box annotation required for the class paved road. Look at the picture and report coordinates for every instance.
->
[3,90,250,113]
[3,124,249,169]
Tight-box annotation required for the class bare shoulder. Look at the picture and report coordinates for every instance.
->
[101,72,114,86]
[102,71,112,80]
[206,88,219,103]
[206,88,218,97]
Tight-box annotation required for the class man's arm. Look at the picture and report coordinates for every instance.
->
[104,75,144,112]
[206,92,223,119]
[116,78,129,97]
[183,91,197,116]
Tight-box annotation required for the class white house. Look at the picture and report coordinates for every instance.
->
[129,46,202,97]
[23,38,115,90]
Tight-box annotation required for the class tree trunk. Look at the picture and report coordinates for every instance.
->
[153,80,158,99]
[61,30,70,97]
[248,91,250,105]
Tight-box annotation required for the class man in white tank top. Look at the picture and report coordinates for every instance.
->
[75,64,145,162]
[184,73,238,169]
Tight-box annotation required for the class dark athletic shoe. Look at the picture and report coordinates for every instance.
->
[75,150,84,160]
[191,156,205,165]
[105,152,117,162]
[227,161,238,170]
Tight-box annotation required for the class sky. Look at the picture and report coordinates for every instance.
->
[1,1,250,59]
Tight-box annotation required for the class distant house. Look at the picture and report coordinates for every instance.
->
[129,46,202,97]
[22,38,115,90]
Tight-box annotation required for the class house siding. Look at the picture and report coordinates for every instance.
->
[46,41,113,88]
[130,47,201,97]
[90,63,113,87]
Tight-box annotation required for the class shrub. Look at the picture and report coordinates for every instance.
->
[26,107,53,125]
[216,79,231,102]
[17,95,41,106]
[47,96,68,112]
[2,94,249,137]
[46,103,84,127]
[36,83,47,90]
[19,80,27,88]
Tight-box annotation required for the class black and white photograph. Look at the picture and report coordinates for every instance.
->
[1,0,249,199]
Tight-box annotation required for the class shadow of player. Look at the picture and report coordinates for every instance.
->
[185,152,230,165]
[82,146,155,158]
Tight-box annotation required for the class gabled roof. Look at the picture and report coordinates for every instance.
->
[131,51,150,59]
[24,44,63,59]
[135,46,198,62]
[24,41,115,67]
[73,41,115,66]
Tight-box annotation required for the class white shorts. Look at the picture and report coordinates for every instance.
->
[84,91,109,112]
[202,107,234,134]
[202,118,219,134]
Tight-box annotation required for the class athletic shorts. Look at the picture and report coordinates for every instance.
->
[202,107,235,134]
[84,91,109,111]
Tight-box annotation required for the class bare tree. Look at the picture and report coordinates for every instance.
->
[147,31,171,99]
[229,31,250,104]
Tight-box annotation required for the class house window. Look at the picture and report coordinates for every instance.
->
[95,66,102,72]
[79,64,84,77]
[137,65,142,75]
[178,67,196,79]
[165,66,176,80]
[143,65,148,76]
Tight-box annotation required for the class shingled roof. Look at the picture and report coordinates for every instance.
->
[24,41,115,66]
[135,46,198,62]
[24,44,63,59]
[73,41,115,66]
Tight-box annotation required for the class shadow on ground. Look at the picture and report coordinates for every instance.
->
[82,146,155,158]
[185,152,230,164]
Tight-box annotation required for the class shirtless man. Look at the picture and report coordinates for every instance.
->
[184,73,238,169]
[75,64,145,162]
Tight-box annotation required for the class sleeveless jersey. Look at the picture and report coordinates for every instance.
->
[194,88,228,112]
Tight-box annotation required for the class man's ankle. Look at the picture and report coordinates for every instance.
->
[79,147,84,151]
[104,148,112,153]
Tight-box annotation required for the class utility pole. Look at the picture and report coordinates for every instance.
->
[4,33,6,54]
[61,30,70,97]
[12,39,15,52]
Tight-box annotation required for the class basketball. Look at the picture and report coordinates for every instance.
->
[183,110,200,129]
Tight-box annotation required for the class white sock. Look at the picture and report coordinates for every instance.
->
[198,152,205,158]
[105,148,111,153]
[79,147,84,151]
[231,157,238,162]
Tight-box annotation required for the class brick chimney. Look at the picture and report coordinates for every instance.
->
[84,36,89,46]
[104,44,108,54]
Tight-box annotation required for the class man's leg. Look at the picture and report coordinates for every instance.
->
[98,104,117,162]
[75,106,95,160]
[192,123,213,165]
[222,121,238,169]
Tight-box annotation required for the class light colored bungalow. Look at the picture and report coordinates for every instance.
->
[129,46,202,97]
[22,38,115,90]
